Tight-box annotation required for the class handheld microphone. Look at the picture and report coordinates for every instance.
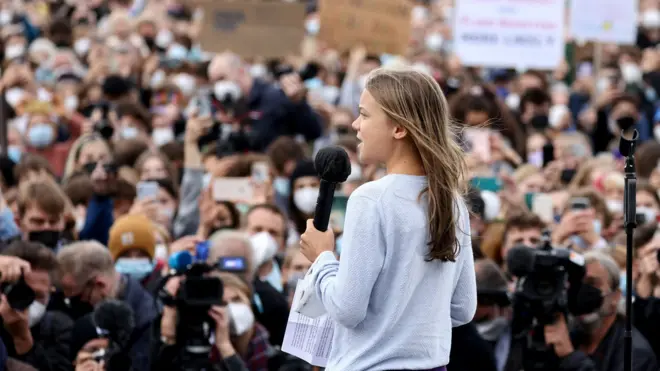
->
[313,146,352,231]
[93,300,136,348]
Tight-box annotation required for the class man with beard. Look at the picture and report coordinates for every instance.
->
[544,251,657,371]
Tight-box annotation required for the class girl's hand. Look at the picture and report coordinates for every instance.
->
[300,220,335,262]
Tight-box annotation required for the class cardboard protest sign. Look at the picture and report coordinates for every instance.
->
[198,1,306,58]
[318,0,412,55]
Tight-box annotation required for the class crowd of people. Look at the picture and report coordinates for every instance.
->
[0,0,659,370]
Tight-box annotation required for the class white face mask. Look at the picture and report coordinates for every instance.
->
[249,231,279,269]
[358,75,368,90]
[320,85,340,104]
[172,73,196,96]
[228,302,255,336]
[5,87,25,108]
[28,300,47,328]
[0,10,12,26]
[155,29,173,48]
[549,104,569,128]
[425,33,444,52]
[75,217,85,232]
[249,64,268,79]
[411,62,432,75]
[476,316,508,342]
[606,199,623,214]
[74,38,91,56]
[621,63,642,84]
[654,125,660,142]
[152,127,175,146]
[294,187,320,214]
[167,44,188,60]
[150,70,166,89]
[4,44,25,60]
[637,206,657,224]
[505,94,520,110]
[121,126,139,139]
[214,81,242,103]
[64,95,79,112]
[346,162,362,182]
[305,19,320,35]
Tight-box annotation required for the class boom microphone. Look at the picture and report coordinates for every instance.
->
[313,146,352,231]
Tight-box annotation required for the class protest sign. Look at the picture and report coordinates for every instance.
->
[453,0,566,70]
[570,0,637,44]
[198,1,305,58]
[318,0,411,55]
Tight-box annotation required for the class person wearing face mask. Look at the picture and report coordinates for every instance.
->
[15,180,68,250]
[544,251,657,371]
[52,241,156,371]
[207,52,322,151]
[518,88,552,133]
[108,214,163,288]
[22,103,74,178]
[287,160,321,240]
[593,93,649,154]
[265,137,307,215]
[0,241,74,371]
[448,259,501,371]
[553,192,610,251]
[114,102,152,143]
[155,272,309,371]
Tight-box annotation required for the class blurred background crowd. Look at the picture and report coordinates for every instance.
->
[0,0,660,370]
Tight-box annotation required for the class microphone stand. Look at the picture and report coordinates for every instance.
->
[620,129,638,371]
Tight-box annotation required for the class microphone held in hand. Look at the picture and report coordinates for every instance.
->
[313,146,352,231]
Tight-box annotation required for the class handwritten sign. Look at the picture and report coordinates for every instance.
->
[318,0,412,55]
[453,0,566,70]
[198,2,305,58]
[570,0,637,44]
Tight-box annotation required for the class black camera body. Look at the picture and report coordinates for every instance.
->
[171,263,224,371]
[507,233,587,371]
[1,274,35,311]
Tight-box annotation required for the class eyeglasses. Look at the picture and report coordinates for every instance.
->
[82,162,117,175]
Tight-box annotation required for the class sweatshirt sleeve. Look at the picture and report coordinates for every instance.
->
[450,202,477,327]
[79,195,114,245]
[311,193,385,328]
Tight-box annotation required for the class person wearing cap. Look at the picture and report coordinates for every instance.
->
[108,214,163,288]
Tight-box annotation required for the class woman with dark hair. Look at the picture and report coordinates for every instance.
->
[286,160,320,240]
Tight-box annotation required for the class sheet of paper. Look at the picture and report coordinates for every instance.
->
[282,280,335,367]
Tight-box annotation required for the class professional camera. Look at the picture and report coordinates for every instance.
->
[507,232,601,371]
[160,242,224,371]
[1,272,35,311]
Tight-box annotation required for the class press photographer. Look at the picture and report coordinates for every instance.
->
[508,245,657,371]
[70,300,135,371]
[0,241,73,371]
[153,243,309,371]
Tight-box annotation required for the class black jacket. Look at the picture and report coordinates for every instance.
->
[447,323,498,371]
[252,280,289,347]
[559,317,658,371]
[632,296,660,360]
[0,311,73,371]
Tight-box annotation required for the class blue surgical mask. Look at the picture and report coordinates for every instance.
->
[115,258,154,281]
[304,77,323,90]
[27,124,55,148]
[274,177,290,197]
[305,19,320,35]
[202,173,212,189]
[121,126,139,139]
[167,44,188,60]
[7,145,21,163]
[263,261,284,293]
[620,272,627,295]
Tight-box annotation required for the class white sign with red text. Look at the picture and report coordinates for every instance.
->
[569,0,638,44]
[453,0,566,70]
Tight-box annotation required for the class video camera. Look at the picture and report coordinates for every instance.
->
[506,231,600,371]
[161,241,224,371]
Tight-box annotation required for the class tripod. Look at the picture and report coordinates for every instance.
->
[620,129,638,371]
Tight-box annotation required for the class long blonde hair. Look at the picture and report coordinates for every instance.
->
[366,68,468,262]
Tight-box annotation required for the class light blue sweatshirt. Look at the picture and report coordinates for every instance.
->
[310,174,477,371]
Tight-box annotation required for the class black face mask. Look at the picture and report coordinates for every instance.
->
[335,126,350,136]
[64,294,95,320]
[28,230,61,249]
[568,282,604,316]
[143,36,156,50]
[616,116,636,131]
[529,114,550,130]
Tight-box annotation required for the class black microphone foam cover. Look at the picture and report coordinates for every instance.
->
[314,146,352,183]
[93,299,135,348]
[506,245,536,278]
